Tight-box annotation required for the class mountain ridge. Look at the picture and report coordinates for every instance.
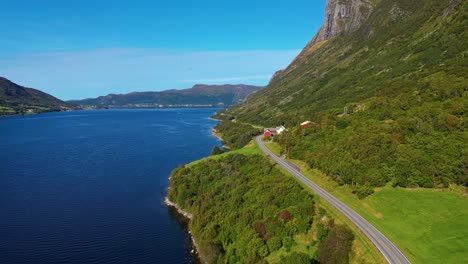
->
[0,77,79,116]
[70,84,263,108]
[272,0,376,82]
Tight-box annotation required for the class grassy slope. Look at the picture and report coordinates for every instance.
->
[233,0,467,122]
[264,141,468,263]
[187,142,261,167]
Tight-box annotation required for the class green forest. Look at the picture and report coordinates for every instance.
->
[213,114,262,149]
[168,153,355,263]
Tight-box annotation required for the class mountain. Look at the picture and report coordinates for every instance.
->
[310,0,374,45]
[0,77,80,116]
[70,84,263,108]
[216,0,467,190]
[273,0,375,80]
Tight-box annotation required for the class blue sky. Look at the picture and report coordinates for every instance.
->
[0,0,326,100]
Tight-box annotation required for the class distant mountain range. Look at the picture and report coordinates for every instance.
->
[0,78,263,116]
[0,77,79,116]
[69,84,263,108]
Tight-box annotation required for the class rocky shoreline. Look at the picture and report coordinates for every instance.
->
[164,197,205,264]
[164,197,193,219]
[208,117,221,121]
[211,128,222,141]
[164,118,222,264]
[211,128,231,151]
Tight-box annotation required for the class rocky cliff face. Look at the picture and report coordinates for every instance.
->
[271,0,375,81]
[308,0,374,46]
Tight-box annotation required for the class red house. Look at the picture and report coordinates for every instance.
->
[263,129,273,138]
[263,126,286,138]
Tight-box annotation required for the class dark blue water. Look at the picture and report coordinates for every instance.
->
[0,109,220,264]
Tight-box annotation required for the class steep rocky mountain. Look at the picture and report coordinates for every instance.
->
[217,0,467,189]
[273,0,376,80]
[309,0,374,45]
[0,77,79,116]
[70,84,262,108]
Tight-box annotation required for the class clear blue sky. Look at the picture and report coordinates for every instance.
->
[0,0,326,100]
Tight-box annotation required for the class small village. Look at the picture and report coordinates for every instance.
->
[263,120,319,138]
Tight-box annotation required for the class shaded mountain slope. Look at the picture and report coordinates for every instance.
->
[0,77,79,116]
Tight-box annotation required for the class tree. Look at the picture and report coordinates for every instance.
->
[280,251,314,264]
[318,225,354,264]
[267,236,282,252]
[211,145,224,155]
[352,184,374,199]
[282,236,295,252]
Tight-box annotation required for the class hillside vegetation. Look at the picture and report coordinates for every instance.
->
[168,150,362,263]
[217,0,467,192]
[0,77,79,116]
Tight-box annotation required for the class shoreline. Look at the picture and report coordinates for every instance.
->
[211,128,230,151]
[164,197,205,264]
[0,108,79,118]
[166,118,224,264]
[211,128,223,141]
[164,197,193,220]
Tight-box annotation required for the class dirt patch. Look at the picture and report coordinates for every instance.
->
[362,202,385,220]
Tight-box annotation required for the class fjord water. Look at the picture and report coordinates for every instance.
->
[0,109,220,263]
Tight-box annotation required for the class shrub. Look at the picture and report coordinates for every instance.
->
[318,225,354,264]
[353,184,375,199]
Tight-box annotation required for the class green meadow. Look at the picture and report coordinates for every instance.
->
[187,142,261,167]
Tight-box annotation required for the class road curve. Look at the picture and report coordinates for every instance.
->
[256,136,411,264]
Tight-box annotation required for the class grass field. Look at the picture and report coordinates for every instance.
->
[365,187,468,264]
[187,141,261,167]
[263,141,468,264]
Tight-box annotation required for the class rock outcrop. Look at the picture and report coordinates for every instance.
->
[308,0,374,46]
[270,0,375,82]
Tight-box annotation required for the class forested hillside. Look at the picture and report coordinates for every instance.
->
[216,0,467,193]
[168,150,359,263]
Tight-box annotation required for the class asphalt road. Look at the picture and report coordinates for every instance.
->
[256,136,411,264]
